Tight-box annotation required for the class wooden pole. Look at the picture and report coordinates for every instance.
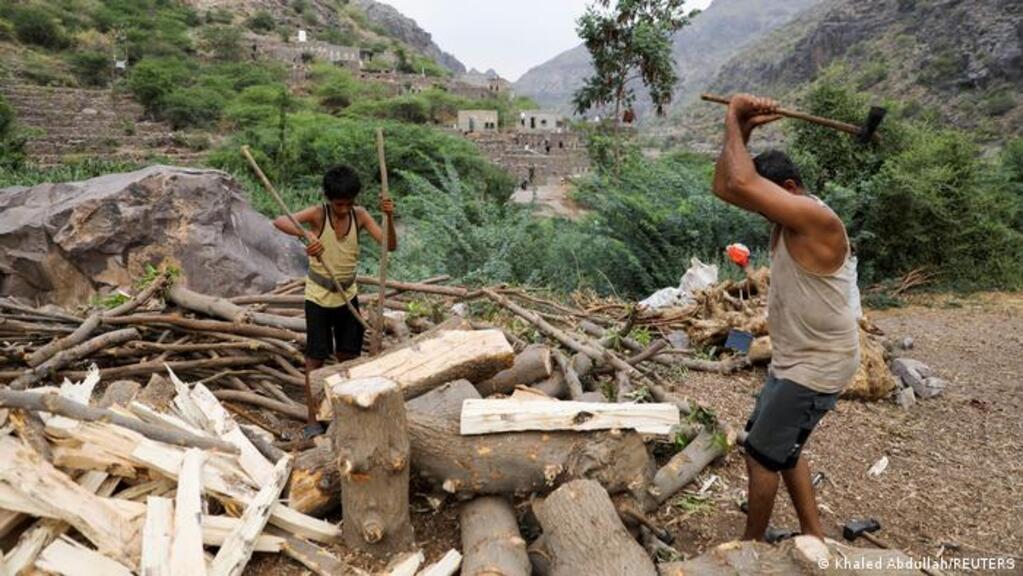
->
[373,128,391,356]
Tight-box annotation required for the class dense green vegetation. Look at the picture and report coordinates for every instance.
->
[0,93,26,170]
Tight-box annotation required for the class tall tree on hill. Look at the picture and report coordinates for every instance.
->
[573,0,691,173]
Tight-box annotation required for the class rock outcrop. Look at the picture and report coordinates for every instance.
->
[351,0,466,74]
[0,166,306,307]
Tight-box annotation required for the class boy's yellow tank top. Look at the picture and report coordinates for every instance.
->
[305,204,359,308]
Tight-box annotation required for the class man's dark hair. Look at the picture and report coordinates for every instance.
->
[753,150,803,188]
[323,165,361,200]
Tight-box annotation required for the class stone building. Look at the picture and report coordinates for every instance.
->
[517,110,565,133]
[457,110,499,133]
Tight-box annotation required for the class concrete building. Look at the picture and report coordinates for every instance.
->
[517,110,565,133]
[458,110,499,133]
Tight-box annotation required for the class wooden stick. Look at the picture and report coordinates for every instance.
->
[0,390,239,453]
[701,93,867,138]
[240,145,368,331]
[103,313,303,342]
[60,355,269,381]
[11,328,140,390]
[171,448,207,576]
[141,496,174,576]
[373,128,391,356]
[0,297,83,323]
[167,283,306,332]
[212,390,308,421]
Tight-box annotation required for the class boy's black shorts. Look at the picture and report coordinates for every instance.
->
[743,373,839,471]
[304,298,365,360]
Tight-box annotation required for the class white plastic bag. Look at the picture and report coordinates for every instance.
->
[639,257,719,310]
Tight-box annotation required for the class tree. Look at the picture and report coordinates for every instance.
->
[573,0,690,172]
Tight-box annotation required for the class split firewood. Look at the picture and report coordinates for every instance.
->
[0,435,142,568]
[331,377,414,557]
[267,526,370,576]
[0,389,238,453]
[98,380,142,408]
[316,329,513,419]
[4,470,118,575]
[10,327,140,390]
[476,344,553,396]
[459,399,679,435]
[417,549,463,576]
[460,496,530,576]
[534,479,656,576]
[385,551,426,576]
[167,282,307,332]
[170,448,207,576]
[239,423,287,463]
[141,496,174,576]
[209,454,294,576]
[36,536,134,576]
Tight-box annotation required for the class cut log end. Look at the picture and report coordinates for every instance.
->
[333,377,399,409]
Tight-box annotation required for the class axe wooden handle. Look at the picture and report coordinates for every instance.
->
[701,93,863,137]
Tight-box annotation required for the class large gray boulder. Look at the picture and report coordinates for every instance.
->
[0,165,306,307]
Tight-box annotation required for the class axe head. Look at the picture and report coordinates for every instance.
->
[843,518,881,541]
[858,107,887,144]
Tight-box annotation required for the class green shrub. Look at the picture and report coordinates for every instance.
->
[69,51,111,87]
[345,95,431,124]
[11,6,70,49]
[225,84,293,126]
[982,91,1015,117]
[198,25,243,62]
[246,11,276,32]
[0,18,15,41]
[205,8,234,24]
[126,57,190,111]
[0,94,25,171]
[160,87,225,129]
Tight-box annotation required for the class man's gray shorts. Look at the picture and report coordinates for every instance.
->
[744,373,838,471]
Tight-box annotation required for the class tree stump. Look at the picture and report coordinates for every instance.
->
[534,479,656,576]
[330,377,413,558]
[460,497,530,576]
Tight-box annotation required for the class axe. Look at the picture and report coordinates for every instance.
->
[701,93,887,143]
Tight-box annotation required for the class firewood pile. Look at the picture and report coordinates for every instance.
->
[0,266,904,574]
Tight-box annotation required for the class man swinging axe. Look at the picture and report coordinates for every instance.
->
[710,94,863,543]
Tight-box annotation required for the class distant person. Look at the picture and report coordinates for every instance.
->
[710,94,860,543]
[273,166,397,434]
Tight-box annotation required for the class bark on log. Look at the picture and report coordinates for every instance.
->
[651,427,734,506]
[0,390,239,454]
[11,328,140,390]
[406,379,479,419]
[552,351,584,400]
[460,496,530,576]
[408,411,655,502]
[61,355,270,382]
[535,479,656,576]
[212,390,307,421]
[531,371,567,399]
[331,377,414,557]
[476,345,553,396]
[167,283,306,333]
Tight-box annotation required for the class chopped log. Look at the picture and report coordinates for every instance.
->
[460,496,530,576]
[268,527,370,576]
[552,350,584,400]
[0,436,141,568]
[534,479,656,576]
[459,399,679,435]
[406,379,480,419]
[287,445,340,517]
[418,549,463,576]
[651,427,735,506]
[10,328,140,390]
[203,515,286,552]
[36,536,134,576]
[141,496,174,576]
[385,551,425,576]
[656,536,919,576]
[103,314,304,344]
[476,344,553,396]
[0,389,238,453]
[317,329,513,419]
[171,448,207,576]
[167,282,306,332]
[210,455,293,576]
[408,411,655,502]
[331,377,414,557]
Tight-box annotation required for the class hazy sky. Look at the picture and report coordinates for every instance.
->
[381,0,715,82]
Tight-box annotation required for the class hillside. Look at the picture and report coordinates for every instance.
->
[672,0,1023,147]
[512,0,821,116]
[351,0,465,74]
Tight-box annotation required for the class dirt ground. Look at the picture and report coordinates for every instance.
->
[252,292,1022,575]
[653,292,1023,574]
